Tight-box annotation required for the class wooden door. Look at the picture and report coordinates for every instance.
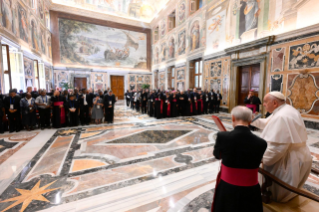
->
[74,77,87,90]
[111,76,124,99]
[238,64,260,105]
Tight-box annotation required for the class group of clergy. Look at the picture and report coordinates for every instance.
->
[125,88,223,118]
[0,87,116,133]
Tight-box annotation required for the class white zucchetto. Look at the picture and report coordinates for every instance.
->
[269,91,285,101]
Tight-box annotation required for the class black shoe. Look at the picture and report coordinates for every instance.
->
[41,128,45,130]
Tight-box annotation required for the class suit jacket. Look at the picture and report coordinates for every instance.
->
[79,94,92,108]
[213,126,267,212]
[103,94,116,110]
[4,96,21,113]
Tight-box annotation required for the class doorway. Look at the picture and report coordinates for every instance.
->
[111,76,124,99]
[74,77,87,90]
[238,64,260,105]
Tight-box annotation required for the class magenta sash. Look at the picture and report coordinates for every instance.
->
[167,101,171,117]
[198,99,204,112]
[54,101,65,124]
[246,104,257,113]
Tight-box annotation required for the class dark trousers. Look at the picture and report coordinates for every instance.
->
[80,106,90,125]
[69,112,79,127]
[0,115,3,133]
[8,112,21,132]
[135,102,140,111]
[105,107,114,123]
[215,102,220,113]
[39,108,51,128]
[210,101,215,113]
[130,101,134,109]
[126,98,130,107]
[204,102,209,114]
[142,101,147,113]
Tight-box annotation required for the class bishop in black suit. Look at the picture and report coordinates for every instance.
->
[212,106,267,212]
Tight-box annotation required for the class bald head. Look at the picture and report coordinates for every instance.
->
[263,93,285,113]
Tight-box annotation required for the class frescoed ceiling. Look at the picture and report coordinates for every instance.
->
[52,0,170,23]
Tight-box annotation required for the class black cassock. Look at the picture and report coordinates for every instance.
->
[244,96,261,112]
[190,93,199,115]
[203,93,210,114]
[104,94,116,123]
[212,126,267,212]
[51,95,67,128]
[162,95,168,118]
[197,94,204,115]
[169,95,178,117]
[178,94,187,116]
[66,100,79,127]
[154,93,162,119]
[148,94,155,117]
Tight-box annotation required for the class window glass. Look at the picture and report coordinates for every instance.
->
[4,73,10,94]
[172,68,175,77]
[38,63,46,89]
[172,79,174,88]
[195,62,199,74]
[199,75,202,87]
[2,46,8,71]
[195,76,198,88]
[10,52,25,92]
[199,61,202,73]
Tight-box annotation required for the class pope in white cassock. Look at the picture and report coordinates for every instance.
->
[251,91,312,202]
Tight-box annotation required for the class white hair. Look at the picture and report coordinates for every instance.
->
[231,106,252,123]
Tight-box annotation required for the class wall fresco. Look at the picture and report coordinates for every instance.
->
[59,18,147,69]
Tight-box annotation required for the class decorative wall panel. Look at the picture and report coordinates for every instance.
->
[287,73,319,113]
[271,48,285,72]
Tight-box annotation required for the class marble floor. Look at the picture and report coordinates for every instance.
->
[0,102,319,212]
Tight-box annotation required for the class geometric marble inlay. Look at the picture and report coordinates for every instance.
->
[109,130,191,144]
[0,139,18,153]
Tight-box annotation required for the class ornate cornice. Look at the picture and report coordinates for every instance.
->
[225,36,275,54]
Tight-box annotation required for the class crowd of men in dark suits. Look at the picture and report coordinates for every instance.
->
[0,87,116,133]
[125,88,223,119]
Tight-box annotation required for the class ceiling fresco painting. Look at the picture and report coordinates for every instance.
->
[52,0,170,22]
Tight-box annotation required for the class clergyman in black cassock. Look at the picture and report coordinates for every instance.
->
[215,91,222,113]
[170,93,178,117]
[244,90,261,113]
[148,90,155,117]
[210,90,216,113]
[51,91,67,128]
[212,106,267,212]
[104,91,116,123]
[154,91,162,119]
[178,91,187,116]
[141,90,148,114]
[203,91,210,114]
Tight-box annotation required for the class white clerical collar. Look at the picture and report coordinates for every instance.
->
[272,104,286,115]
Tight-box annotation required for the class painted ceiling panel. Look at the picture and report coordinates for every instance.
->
[52,0,170,23]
